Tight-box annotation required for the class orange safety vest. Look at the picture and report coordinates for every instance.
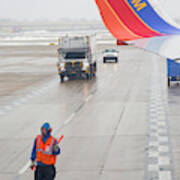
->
[36,135,57,165]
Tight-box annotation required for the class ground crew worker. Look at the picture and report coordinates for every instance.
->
[30,122,61,180]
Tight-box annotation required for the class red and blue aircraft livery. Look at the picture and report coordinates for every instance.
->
[95,0,180,40]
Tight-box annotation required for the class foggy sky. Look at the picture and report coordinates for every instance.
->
[0,0,100,20]
[0,0,179,21]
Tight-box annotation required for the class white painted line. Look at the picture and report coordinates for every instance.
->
[150,109,156,112]
[146,58,173,180]
[85,95,93,102]
[158,137,169,143]
[159,146,169,153]
[151,118,158,122]
[149,141,159,147]
[64,113,76,125]
[148,151,159,158]
[149,132,159,137]
[158,129,167,134]
[157,121,166,126]
[148,164,159,172]
[158,156,170,166]
[18,160,31,175]
[159,171,172,180]
[150,125,158,131]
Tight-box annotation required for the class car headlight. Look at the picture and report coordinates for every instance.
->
[82,62,89,71]
[59,63,65,71]
[58,66,61,71]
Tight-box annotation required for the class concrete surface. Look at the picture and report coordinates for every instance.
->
[0,43,178,180]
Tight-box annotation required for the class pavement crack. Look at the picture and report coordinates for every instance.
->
[99,105,125,176]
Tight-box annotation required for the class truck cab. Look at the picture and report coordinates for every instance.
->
[57,36,96,82]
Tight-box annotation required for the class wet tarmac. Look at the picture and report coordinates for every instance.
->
[0,43,179,180]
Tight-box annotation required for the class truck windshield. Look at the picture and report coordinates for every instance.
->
[65,52,86,59]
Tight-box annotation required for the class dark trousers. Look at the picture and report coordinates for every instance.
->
[35,165,56,180]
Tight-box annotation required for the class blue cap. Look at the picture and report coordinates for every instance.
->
[41,122,51,132]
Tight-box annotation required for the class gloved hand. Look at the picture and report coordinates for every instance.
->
[30,161,36,170]
[53,144,59,153]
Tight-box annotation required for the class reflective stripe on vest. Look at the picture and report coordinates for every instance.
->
[36,135,54,154]
[36,135,56,165]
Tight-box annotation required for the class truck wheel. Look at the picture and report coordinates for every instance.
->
[86,74,90,80]
[92,66,96,77]
[90,72,94,79]
[90,65,94,79]
[94,62,97,71]
[168,77,170,87]
[60,75,64,83]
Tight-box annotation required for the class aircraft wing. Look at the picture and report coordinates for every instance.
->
[95,0,180,40]
[130,35,180,59]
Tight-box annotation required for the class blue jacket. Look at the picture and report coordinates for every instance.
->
[31,134,61,166]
